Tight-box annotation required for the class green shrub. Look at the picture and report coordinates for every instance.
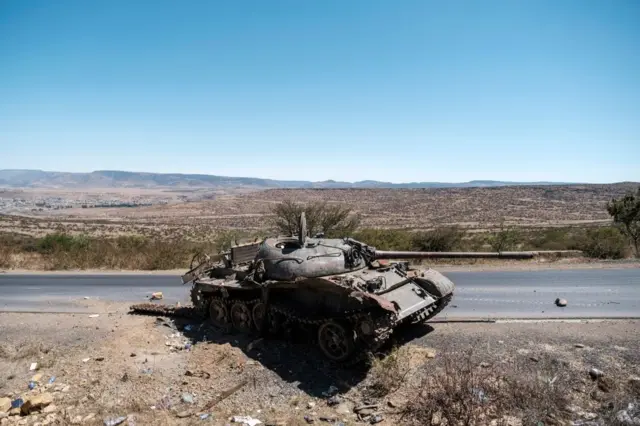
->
[351,228,413,251]
[411,226,465,252]
[575,227,628,259]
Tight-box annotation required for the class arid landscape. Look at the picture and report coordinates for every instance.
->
[1,182,639,271]
[1,301,639,426]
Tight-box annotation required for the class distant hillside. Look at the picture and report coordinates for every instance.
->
[0,168,587,189]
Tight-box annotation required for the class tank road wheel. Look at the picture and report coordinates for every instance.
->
[190,286,209,317]
[252,302,269,332]
[209,299,229,328]
[317,321,355,362]
[230,302,253,333]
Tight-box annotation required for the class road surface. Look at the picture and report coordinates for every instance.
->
[1,268,639,319]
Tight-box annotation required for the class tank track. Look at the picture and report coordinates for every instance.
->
[129,290,453,364]
[130,292,395,365]
[406,293,453,323]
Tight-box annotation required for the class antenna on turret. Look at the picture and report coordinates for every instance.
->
[298,211,307,246]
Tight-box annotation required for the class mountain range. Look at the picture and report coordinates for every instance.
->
[0,169,581,189]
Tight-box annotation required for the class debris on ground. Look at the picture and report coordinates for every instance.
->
[589,368,604,380]
[150,292,164,300]
[20,392,53,414]
[104,416,127,426]
[231,415,262,425]
[555,298,568,307]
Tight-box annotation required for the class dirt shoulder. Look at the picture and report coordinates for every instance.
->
[1,301,639,425]
[2,258,638,275]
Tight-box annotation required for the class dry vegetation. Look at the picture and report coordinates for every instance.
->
[1,183,638,271]
[1,305,639,426]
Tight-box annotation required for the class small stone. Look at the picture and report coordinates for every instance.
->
[95,357,105,362]
[479,362,490,368]
[181,393,194,404]
[42,405,57,414]
[334,403,351,415]
[530,356,540,363]
[130,353,136,357]
[589,368,604,380]
[0,398,10,413]
[176,411,191,418]
[387,400,398,408]
[61,386,70,393]
[555,298,568,307]
[307,402,316,409]
[83,413,96,422]
[575,344,585,348]
[20,393,53,415]
[71,415,83,424]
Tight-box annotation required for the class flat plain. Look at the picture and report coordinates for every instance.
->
[1,183,637,241]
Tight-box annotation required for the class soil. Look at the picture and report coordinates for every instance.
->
[1,300,639,426]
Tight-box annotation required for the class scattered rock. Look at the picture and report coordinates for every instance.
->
[95,356,105,362]
[181,393,194,404]
[130,353,136,357]
[334,403,351,415]
[555,298,568,307]
[327,396,341,406]
[29,363,38,371]
[530,356,540,363]
[589,368,604,380]
[304,415,314,424]
[176,411,191,418]
[479,362,490,368]
[103,416,127,426]
[42,405,57,414]
[231,416,262,425]
[628,376,640,392]
[575,344,585,348]
[307,402,316,409]
[0,398,10,413]
[369,414,383,424]
[20,393,53,415]
[150,292,163,300]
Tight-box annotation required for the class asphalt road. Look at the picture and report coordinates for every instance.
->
[1,268,639,319]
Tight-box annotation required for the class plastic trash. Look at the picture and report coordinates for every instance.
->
[104,416,127,426]
[231,416,262,426]
[11,398,24,409]
[29,362,37,371]
[199,413,210,420]
[48,376,56,384]
[184,325,193,331]
[28,381,36,390]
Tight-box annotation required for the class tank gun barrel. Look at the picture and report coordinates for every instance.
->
[373,250,537,260]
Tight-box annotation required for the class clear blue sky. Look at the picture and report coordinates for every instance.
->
[1,0,638,183]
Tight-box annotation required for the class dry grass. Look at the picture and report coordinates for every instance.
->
[372,346,577,426]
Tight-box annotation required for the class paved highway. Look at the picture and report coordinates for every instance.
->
[0,268,639,319]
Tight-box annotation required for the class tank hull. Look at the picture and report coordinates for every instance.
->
[178,260,454,363]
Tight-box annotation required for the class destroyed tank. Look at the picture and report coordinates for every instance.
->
[137,213,536,363]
